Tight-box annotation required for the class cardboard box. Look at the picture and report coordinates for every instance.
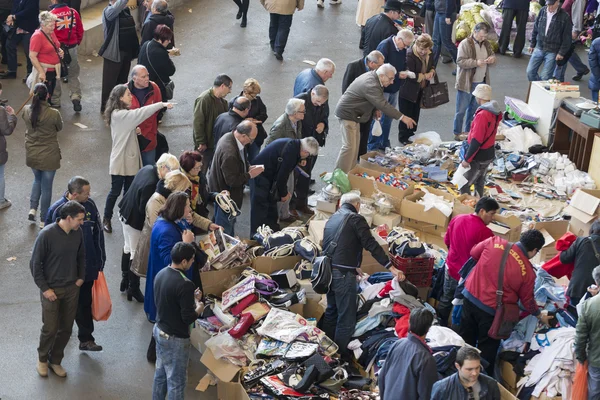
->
[401,188,454,235]
[531,395,562,400]
[500,361,518,394]
[499,383,517,400]
[217,381,250,400]
[190,324,211,354]
[252,256,301,275]
[271,269,297,289]
[569,215,594,237]
[415,229,448,251]
[359,151,400,173]
[348,165,414,214]
[288,302,304,315]
[372,212,402,229]
[201,348,241,383]
[533,221,570,263]
[200,267,246,296]
[453,194,478,217]
[360,232,390,275]
[303,296,325,320]
[308,219,328,246]
[565,189,600,236]
[490,215,523,242]
[316,199,337,214]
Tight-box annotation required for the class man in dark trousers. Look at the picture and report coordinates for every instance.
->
[0,0,39,79]
[378,308,439,399]
[363,0,402,56]
[45,177,106,352]
[498,0,529,58]
[208,121,264,236]
[321,192,405,359]
[152,242,205,399]
[249,137,319,234]
[212,96,250,148]
[341,50,384,158]
[31,200,86,378]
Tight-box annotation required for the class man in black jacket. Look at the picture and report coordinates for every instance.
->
[498,0,529,57]
[1,0,39,79]
[212,96,250,148]
[363,0,402,56]
[208,121,264,236]
[321,192,405,359]
[140,0,174,47]
[249,137,318,234]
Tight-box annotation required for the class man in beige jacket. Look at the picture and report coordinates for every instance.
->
[260,0,304,60]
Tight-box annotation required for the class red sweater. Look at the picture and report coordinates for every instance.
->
[464,237,539,317]
[128,81,162,151]
[50,4,84,46]
[444,214,494,281]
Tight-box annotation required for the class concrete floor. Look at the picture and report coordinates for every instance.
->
[0,0,592,397]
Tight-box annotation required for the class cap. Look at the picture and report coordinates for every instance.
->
[384,0,403,12]
[472,84,492,101]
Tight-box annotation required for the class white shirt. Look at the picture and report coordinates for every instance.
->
[546,9,557,35]
[235,136,245,164]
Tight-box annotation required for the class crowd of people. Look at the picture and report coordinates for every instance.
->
[1,0,600,398]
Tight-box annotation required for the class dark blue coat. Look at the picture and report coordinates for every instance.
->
[589,38,600,91]
[11,0,39,33]
[502,0,530,11]
[431,372,501,400]
[377,35,407,93]
[293,68,324,96]
[252,138,301,200]
[45,195,106,282]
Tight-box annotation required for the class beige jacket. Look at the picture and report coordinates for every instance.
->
[260,0,304,15]
[455,36,493,93]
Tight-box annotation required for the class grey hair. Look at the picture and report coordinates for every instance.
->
[131,65,148,78]
[473,22,490,33]
[285,98,305,116]
[300,137,319,156]
[341,192,361,206]
[152,0,168,12]
[315,58,336,73]
[397,29,415,44]
[312,84,329,100]
[39,11,57,27]
[366,50,384,64]
[376,63,397,77]
[593,265,600,286]
[156,153,180,172]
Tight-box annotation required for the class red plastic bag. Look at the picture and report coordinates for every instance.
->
[573,361,589,400]
[92,272,112,321]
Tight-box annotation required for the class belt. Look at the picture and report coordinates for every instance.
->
[332,266,357,274]
[158,329,186,340]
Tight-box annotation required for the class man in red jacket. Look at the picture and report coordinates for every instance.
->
[49,0,84,112]
[459,230,553,374]
[460,84,502,197]
[128,65,163,166]
[436,196,498,326]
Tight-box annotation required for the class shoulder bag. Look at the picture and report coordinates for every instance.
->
[421,74,449,109]
[488,242,520,340]
[311,214,352,294]
[145,41,174,100]
[42,31,69,78]
[60,10,74,65]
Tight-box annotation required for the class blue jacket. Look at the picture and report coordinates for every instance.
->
[431,372,501,400]
[590,38,600,91]
[144,218,193,322]
[252,138,301,200]
[11,0,39,33]
[45,194,106,282]
[377,35,407,93]
[293,68,324,96]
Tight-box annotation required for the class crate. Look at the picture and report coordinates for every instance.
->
[389,254,434,287]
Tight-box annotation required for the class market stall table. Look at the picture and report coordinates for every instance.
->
[553,107,599,172]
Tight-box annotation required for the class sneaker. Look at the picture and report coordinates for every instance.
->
[37,361,48,377]
[72,99,82,112]
[28,209,36,223]
[103,217,112,233]
[573,68,590,81]
[79,341,103,351]
[39,222,45,229]
[0,199,11,210]
[330,0,341,3]
[274,52,283,61]
[317,0,324,7]
[48,363,67,377]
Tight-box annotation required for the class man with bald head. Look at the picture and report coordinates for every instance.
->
[128,65,163,166]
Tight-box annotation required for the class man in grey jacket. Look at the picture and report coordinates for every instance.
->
[334,63,415,173]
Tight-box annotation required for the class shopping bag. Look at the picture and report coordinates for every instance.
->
[371,119,383,137]
[91,272,112,321]
[421,78,449,109]
[573,361,588,400]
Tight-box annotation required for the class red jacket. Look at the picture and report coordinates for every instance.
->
[464,236,540,317]
[542,232,578,279]
[128,81,162,152]
[444,214,494,281]
[49,4,84,46]
[465,101,502,163]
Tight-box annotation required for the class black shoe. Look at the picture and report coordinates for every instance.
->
[73,99,82,112]
[62,77,68,83]
[236,10,243,19]
[127,271,144,302]
[120,252,130,292]
[442,57,452,64]
[513,53,522,59]
[79,341,103,351]
[498,49,506,55]
[310,179,316,185]
[452,69,457,76]
[308,189,316,195]
[275,52,283,61]
[102,217,112,233]
[0,72,16,79]
[573,68,590,81]
[240,18,247,27]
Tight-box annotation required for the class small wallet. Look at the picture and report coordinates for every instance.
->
[228,312,254,339]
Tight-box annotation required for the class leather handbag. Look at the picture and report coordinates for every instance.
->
[145,41,174,100]
[228,312,254,339]
[421,75,449,109]
[229,293,258,316]
[311,214,351,294]
[488,242,520,340]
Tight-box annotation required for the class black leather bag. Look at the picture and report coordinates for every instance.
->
[60,10,74,65]
[421,77,449,109]
[311,214,351,294]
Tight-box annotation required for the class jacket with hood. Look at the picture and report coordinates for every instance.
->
[530,6,572,55]
[140,11,175,47]
[431,372,501,400]
[23,103,63,171]
[49,3,84,46]
[127,80,162,152]
[464,100,501,163]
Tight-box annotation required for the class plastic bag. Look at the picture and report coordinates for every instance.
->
[205,332,247,366]
[371,120,382,137]
[409,131,442,147]
[92,272,112,321]
[321,168,351,193]
[451,164,471,188]
[573,361,588,400]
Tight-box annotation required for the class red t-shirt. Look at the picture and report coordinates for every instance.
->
[29,30,61,66]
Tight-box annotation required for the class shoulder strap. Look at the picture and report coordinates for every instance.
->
[325,214,352,257]
[495,242,514,308]
[590,237,600,262]
[66,9,74,44]
[145,41,168,86]
[42,31,61,58]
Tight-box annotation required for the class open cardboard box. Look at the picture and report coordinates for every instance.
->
[251,256,301,274]
[359,151,400,173]
[200,266,246,296]
[360,232,390,275]
[217,380,250,400]
[500,360,518,395]
[452,194,478,218]
[499,383,517,400]
[190,323,212,354]
[308,219,328,246]
[533,220,570,264]
[565,189,600,237]
[400,187,454,235]
[489,215,523,242]
[348,165,414,214]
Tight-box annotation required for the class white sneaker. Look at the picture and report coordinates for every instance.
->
[329,0,342,4]
[317,0,324,7]
[0,199,11,210]
[28,208,36,223]
[39,222,45,229]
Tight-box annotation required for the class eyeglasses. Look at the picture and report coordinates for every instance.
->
[297,110,306,114]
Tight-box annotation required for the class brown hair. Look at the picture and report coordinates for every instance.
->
[243,78,261,96]
[158,191,188,221]
[415,34,434,50]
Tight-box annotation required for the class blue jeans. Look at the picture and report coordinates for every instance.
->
[0,163,5,200]
[592,90,599,102]
[527,48,557,81]
[214,203,235,236]
[553,52,589,82]
[433,13,457,66]
[104,174,135,219]
[152,324,190,400]
[141,148,156,166]
[368,91,398,151]
[589,365,600,400]
[6,31,32,74]
[269,13,293,54]
[30,169,56,222]
[322,268,358,358]
[453,82,481,135]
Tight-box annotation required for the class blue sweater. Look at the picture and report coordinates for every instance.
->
[144,218,193,322]
[45,195,106,282]
[377,35,407,94]
[293,68,324,96]
[253,138,301,198]
[11,0,39,33]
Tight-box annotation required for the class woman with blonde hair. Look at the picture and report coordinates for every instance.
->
[230,78,268,162]
[28,12,62,102]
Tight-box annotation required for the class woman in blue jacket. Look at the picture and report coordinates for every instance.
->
[589,37,600,102]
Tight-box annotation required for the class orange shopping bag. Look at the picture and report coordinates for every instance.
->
[91,272,112,321]
[573,361,588,400]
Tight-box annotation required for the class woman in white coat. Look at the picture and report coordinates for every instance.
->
[102,84,173,227]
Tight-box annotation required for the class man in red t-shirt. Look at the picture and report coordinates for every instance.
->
[436,196,498,326]
[49,0,84,112]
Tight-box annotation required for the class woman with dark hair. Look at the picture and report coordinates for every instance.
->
[23,83,63,228]
[179,150,213,218]
[102,84,173,230]
[230,78,268,162]
[232,0,249,27]
[138,24,176,103]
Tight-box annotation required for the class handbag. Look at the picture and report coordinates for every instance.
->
[60,10,74,65]
[311,214,351,294]
[421,75,449,109]
[145,41,174,100]
[488,242,520,340]
[42,31,69,78]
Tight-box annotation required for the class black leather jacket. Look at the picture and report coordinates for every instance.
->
[431,372,501,400]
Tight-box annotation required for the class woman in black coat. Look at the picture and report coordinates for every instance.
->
[230,78,268,162]
[138,24,176,104]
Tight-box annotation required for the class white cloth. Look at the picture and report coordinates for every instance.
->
[361,282,386,300]
[426,326,467,348]
[122,222,142,258]
[546,9,557,35]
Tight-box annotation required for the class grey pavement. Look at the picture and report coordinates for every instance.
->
[0,0,592,398]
